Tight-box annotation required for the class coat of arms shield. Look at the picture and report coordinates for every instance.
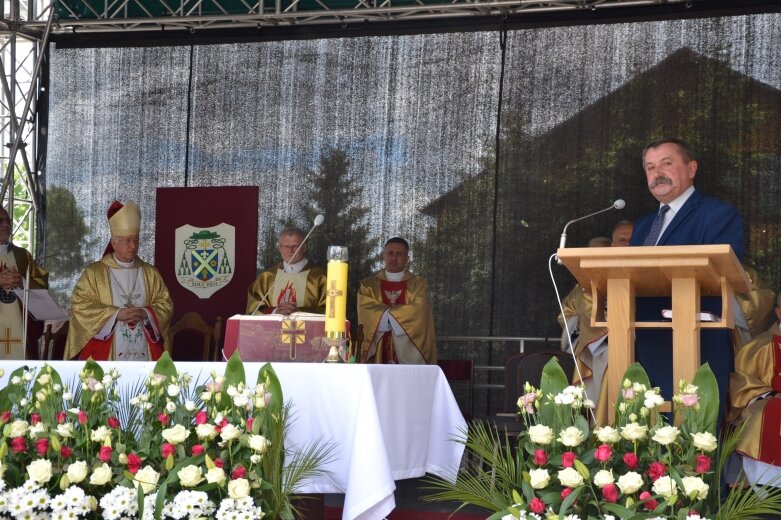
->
[174,223,235,299]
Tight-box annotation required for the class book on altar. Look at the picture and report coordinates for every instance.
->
[222,313,349,362]
[11,289,69,321]
[660,309,718,322]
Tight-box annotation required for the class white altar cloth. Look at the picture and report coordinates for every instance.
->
[0,361,466,520]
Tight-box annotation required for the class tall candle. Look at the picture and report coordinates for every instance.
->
[325,246,348,338]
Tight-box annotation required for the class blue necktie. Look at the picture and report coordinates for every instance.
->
[643,205,670,246]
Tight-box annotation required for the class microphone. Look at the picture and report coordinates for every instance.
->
[249,213,325,315]
[557,199,625,257]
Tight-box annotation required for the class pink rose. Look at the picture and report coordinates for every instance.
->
[561,487,573,500]
[594,444,613,463]
[648,461,666,481]
[34,438,49,456]
[529,497,545,514]
[623,452,638,470]
[157,413,169,426]
[60,445,73,458]
[602,483,619,503]
[192,444,204,456]
[561,451,577,468]
[162,443,176,458]
[127,453,142,474]
[0,411,11,423]
[640,491,658,510]
[10,436,26,453]
[99,445,113,462]
[194,411,208,425]
[77,411,88,424]
[246,417,254,431]
[56,411,67,424]
[231,465,246,479]
[30,413,41,425]
[695,454,711,474]
[533,449,548,466]
[108,416,120,429]
[214,458,224,468]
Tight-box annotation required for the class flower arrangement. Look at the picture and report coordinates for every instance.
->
[0,353,332,520]
[425,359,781,520]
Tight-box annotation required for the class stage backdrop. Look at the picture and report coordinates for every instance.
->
[155,187,258,359]
[44,14,781,376]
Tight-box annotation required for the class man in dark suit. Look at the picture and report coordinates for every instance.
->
[630,137,745,420]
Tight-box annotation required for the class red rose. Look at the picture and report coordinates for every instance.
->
[56,411,67,424]
[216,418,229,433]
[602,483,619,503]
[594,444,613,463]
[648,461,667,481]
[0,411,11,423]
[232,465,246,479]
[214,458,224,468]
[192,444,204,456]
[108,416,120,429]
[60,445,73,458]
[533,449,548,466]
[30,413,41,425]
[127,453,142,474]
[194,411,208,425]
[162,443,175,458]
[561,451,577,468]
[34,438,49,456]
[529,497,545,514]
[77,411,88,425]
[639,491,658,511]
[695,454,711,474]
[246,417,254,431]
[623,452,639,470]
[157,413,169,426]
[99,446,113,462]
[561,487,573,500]
[10,436,26,453]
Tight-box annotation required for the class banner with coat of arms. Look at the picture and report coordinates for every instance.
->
[174,224,235,299]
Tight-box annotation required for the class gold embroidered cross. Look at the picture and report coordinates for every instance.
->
[0,326,22,356]
[327,280,343,319]
[281,319,306,360]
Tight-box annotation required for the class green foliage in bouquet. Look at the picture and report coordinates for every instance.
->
[424,359,781,520]
[0,352,334,519]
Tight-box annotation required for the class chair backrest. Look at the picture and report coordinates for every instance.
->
[169,312,222,361]
[502,350,576,413]
[438,358,474,419]
[42,321,70,360]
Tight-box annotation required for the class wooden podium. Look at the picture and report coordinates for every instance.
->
[557,245,750,415]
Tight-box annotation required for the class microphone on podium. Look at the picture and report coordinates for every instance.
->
[249,213,325,316]
[556,199,625,262]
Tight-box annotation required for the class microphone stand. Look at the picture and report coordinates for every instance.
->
[22,263,30,359]
[556,200,625,263]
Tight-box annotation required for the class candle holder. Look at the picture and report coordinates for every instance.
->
[324,245,348,363]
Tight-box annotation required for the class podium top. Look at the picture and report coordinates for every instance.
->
[556,244,750,296]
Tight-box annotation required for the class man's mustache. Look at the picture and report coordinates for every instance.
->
[650,177,673,188]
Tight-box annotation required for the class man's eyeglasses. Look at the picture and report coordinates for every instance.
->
[112,237,140,246]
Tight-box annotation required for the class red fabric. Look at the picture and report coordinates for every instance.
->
[759,397,781,465]
[102,200,124,257]
[771,336,781,392]
[379,279,407,306]
[79,306,164,361]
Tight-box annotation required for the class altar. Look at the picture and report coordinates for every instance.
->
[0,361,466,520]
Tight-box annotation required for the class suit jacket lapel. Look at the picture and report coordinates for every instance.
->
[658,189,701,245]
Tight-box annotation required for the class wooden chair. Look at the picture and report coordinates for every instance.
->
[169,312,222,361]
[42,321,70,360]
[438,359,475,420]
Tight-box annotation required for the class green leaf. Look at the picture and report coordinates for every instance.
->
[601,502,635,517]
[152,352,177,380]
[559,485,584,515]
[82,357,106,380]
[224,350,247,388]
[538,358,569,426]
[691,363,719,435]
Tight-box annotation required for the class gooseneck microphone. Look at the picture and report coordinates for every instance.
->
[249,213,325,315]
[557,199,625,261]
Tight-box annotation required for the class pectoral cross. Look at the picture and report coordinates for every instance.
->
[123,292,141,307]
[327,280,343,319]
[0,326,21,356]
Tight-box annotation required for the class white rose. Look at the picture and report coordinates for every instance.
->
[593,469,615,488]
[57,423,74,438]
[249,435,271,454]
[557,467,584,488]
[184,400,196,412]
[205,467,226,486]
[37,373,51,385]
[195,423,218,440]
[233,394,250,408]
[9,420,29,438]
[616,471,644,494]
[228,478,250,499]
[681,476,709,500]
[28,423,47,438]
[528,424,554,445]
[89,463,113,486]
[643,390,665,409]
[91,425,112,443]
[165,401,177,414]
[692,432,718,452]
[134,465,160,493]
[594,426,621,444]
[161,424,189,445]
[67,460,89,484]
[27,459,53,483]
[528,468,550,489]
[167,384,181,397]
[220,423,242,442]
[102,374,113,387]
[177,465,203,487]
[652,426,680,446]
[652,475,678,499]
[200,391,212,402]
[558,426,585,447]
[620,422,648,441]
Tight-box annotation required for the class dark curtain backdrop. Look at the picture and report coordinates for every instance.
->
[45,15,781,369]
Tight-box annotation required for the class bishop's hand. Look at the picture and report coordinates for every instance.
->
[117,307,146,324]
[0,270,22,289]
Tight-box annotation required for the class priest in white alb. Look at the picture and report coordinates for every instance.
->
[64,200,173,361]
[358,237,436,364]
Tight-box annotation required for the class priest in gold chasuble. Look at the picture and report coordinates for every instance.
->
[64,201,172,361]
[358,237,436,365]
[0,206,48,359]
[246,227,326,316]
